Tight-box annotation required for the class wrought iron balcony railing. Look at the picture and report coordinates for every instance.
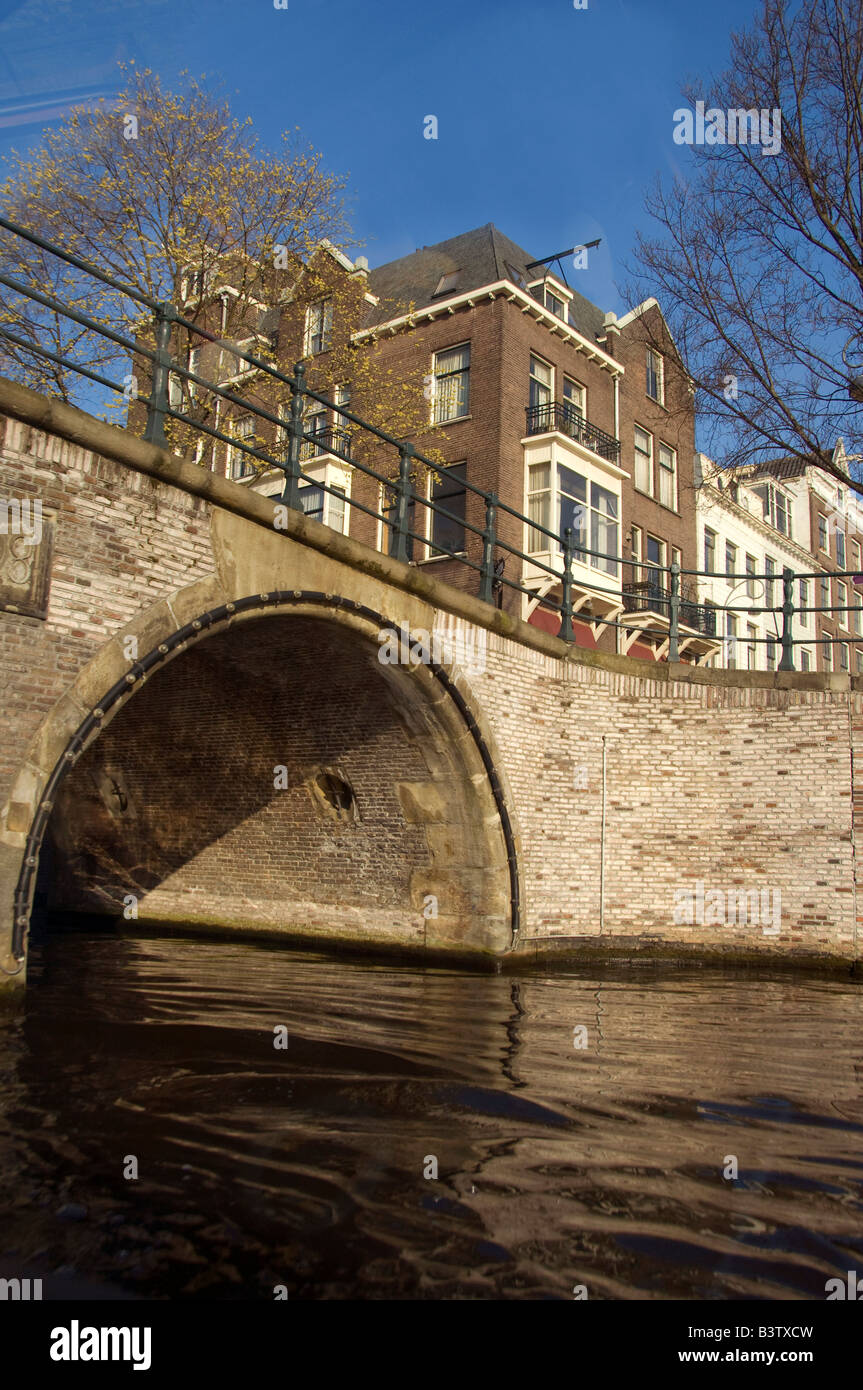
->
[299,424,352,463]
[623,578,717,637]
[525,401,620,465]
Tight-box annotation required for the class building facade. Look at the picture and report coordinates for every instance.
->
[694,445,863,673]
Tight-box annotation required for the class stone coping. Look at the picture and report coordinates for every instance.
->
[0,374,857,696]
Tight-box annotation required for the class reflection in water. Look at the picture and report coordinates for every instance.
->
[0,930,862,1300]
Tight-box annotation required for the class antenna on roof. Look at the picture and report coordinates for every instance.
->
[525,239,601,287]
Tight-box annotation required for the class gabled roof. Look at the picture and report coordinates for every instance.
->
[364,222,608,342]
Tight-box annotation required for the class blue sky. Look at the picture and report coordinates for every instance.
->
[0,0,759,315]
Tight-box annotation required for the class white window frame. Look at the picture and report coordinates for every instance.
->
[657,442,677,510]
[303,299,333,356]
[300,460,351,534]
[634,424,653,496]
[431,343,471,424]
[725,540,737,582]
[562,374,585,419]
[227,415,256,479]
[818,515,829,552]
[646,348,664,404]
[529,353,554,411]
[837,580,849,630]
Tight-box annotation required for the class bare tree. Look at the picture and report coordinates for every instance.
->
[630,0,863,487]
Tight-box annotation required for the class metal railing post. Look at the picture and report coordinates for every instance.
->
[669,561,681,663]
[560,526,575,642]
[479,491,498,604]
[779,567,796,671]
[281,360,306,511]
[143,301,174,447]
[392,444,414,563]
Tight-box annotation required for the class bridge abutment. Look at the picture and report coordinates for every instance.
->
[1,377,861,988]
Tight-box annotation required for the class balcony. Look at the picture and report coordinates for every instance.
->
[525,402,620,465]
[622,577,717,638]
[300,425,353,464]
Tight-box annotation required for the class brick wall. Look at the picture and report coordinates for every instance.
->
[2,403,861,969]
[0,415,214,806]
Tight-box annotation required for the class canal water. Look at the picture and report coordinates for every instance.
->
[1,929,861,1300]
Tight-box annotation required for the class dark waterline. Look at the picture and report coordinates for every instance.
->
[1,928,862,1300]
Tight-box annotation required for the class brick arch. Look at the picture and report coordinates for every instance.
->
[8,591,521,967]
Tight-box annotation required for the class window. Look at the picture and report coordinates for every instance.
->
[838,581,848,630]
[227,415,255,479]
[836,530,846,569]
[631,525,643,580]
[725,612,738,669]
[658,443,677,510]
[433,344,470,423]
[857,650,863,675]
[185,347,201,400]
[646,348,664,404]
[758,483,792,538]
[303,405,328,459]
[766,638,776,671]
[764,556,776,609]
[300,474,347,534]
[526,463,617,577]
[823,639,833,672]
[799,577,809,623]
[559,465,588,559]
[590,481,619,577]
[854,598,863,636]
[820,575,831,616]
[304,299,333,355]
[527,463,551,554]
[704,527,716,574]
[529,355,553,414]
[840,642,850,672]
[853,540,861,573]
[747,624,758,669]
[725,541,737,581]
[801,649,811,673]
[180,267,205,300]
[634,425,653,495]
[562,376,585,422]
[433,271,459,297]
[745,553,758,599]
[430,462,467,555]
[544,287,566,319]
[646,536,666,589]
[818,515,828,551]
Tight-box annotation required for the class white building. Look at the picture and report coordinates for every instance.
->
[695,453,817,672]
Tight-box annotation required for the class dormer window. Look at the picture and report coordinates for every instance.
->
[755,482,793,539]
[545,289,566,320]
[432,271,460,297]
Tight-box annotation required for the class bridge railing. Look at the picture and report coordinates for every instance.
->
[2,211,862,673]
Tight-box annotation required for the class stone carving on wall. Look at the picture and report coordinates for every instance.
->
[0,504,53,618]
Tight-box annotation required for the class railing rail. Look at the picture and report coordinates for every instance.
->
[525,401,621,464]
[3,210,863,672]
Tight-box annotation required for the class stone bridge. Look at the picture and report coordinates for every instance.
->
[1,376,862,989]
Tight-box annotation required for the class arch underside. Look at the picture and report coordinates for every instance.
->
[16,595,517,960]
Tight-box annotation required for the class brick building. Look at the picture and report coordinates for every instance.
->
[149,224,722,662]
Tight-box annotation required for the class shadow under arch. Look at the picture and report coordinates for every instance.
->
[12,591,521,963]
